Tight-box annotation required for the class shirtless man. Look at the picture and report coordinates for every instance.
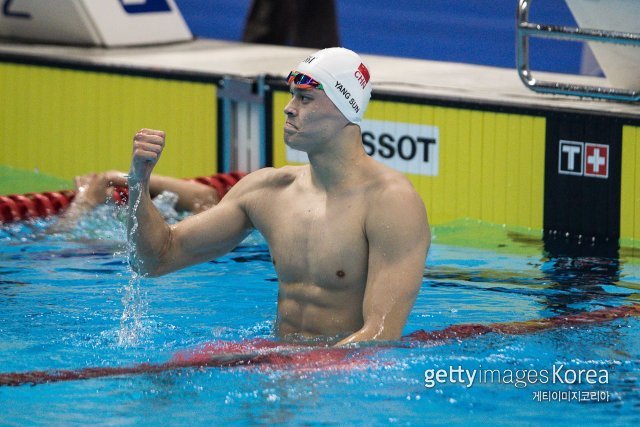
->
[128,48,430,346]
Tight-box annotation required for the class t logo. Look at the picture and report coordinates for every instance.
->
[558,140,609,179]
[119,0,171,14]
[558,140,583,176]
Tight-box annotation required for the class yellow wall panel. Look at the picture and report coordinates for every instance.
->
[272,91,290,168]
[437,106,455,221]
[621,125,640,247]
[467,111,484,221]
[271,91,546,229]
[494,113,509,225]
[0,63,218,181]
[480,112,496,224]
[505,115,521,225]
[530,117,545,230]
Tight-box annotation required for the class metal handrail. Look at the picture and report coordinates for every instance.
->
[516,0,640,102]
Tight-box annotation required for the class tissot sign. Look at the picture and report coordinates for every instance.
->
[361,120,439,176]
[286,119,440,176]
[558,140,609,179]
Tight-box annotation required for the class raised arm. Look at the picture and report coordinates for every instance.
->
[335,184,430,346]
[127,129,252,277]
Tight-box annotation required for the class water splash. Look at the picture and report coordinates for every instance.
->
[152,190,180,223]
[126,181,143,270]
[117,270,151,347]
[118,181,150,347]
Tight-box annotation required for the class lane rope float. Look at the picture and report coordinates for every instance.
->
[0,172,246,223]
[1,304,638,387]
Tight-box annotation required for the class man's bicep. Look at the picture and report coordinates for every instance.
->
[362,188,430,338]
[156,169,276,274]
[362,244,428,339]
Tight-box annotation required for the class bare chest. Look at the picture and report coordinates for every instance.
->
[253,188,369,289]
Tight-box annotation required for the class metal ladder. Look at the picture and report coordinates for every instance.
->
[516,0,640,102]
[218,76,267,172]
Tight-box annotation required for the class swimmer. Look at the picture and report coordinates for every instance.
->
[50,170,219,232]
[127,48,430,346]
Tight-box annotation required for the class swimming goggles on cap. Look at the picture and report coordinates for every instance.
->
[287,71,324,90]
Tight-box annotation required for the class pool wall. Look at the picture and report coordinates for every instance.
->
[270,86,640,254]
[0,60,219,180]
[0,40,639,253]
[272,91,546,231]
[622,126,640,250]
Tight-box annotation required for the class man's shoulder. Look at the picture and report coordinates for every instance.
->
[231,165,303,193]
[364,161,427,219]
[364,163,429,239]
[249,165,304,184]
[368,162,418,197]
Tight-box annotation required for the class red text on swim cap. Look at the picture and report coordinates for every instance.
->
[355,63,370,89]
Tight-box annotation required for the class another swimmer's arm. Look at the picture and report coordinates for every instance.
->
[147,175,220,213]
[97,170,219,213]
[335,186,430,346]
[48,172,124,233]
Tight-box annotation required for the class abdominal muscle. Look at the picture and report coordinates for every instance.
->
[275,280,366,342]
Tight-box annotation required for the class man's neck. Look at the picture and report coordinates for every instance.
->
[307,126,368,192]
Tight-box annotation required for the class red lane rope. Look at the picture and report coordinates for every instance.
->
[403,303,640,343]
[0,196,19,221]
[0,172,246,223]
[1,304,638,387]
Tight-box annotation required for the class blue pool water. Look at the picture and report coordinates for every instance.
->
[0,211,639,425]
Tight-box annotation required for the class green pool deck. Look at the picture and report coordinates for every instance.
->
[0,166,73,195]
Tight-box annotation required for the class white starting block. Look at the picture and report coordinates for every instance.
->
[565,0,640,91]
[0,0,192,47]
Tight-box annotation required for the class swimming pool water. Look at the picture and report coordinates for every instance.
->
[0,213,639,425]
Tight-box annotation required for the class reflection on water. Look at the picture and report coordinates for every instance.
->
[540,256,621,314]
[425,226,637,322]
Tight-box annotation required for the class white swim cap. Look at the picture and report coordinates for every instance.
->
[292,47,372,124]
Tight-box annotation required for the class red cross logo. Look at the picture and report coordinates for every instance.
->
[584,143,609,178]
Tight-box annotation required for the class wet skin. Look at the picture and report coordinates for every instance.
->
[127,85,430,346]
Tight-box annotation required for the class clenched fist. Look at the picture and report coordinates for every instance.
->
[130,129,165,183]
